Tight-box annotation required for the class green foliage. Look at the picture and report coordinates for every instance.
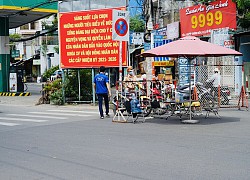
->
[54,46,59,54]
[50,89,64,105]
[64,76,78,98]
[42,68,92,103]
[10,33,21,40]
[64,69,92,101]
[43,78,63,105]
[130,15,145,32]
[233,0,250,28]
[42,65,59,81]
[42,14,58,30]
[41,40,48,57]
[9,33,21,48]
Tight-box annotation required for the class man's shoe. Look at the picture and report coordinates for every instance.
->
[106,114,110,118]
[100,116,104,119]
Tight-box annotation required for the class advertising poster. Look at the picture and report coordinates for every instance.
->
[180,0,237,37]
[59,8,127,68]
[178,58,195,86]
[178,58,189,85]
[9,73,17,92]
[234,57,242,96]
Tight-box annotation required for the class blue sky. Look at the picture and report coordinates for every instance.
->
[129,0,143,17]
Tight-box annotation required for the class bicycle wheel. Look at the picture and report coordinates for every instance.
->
[141,99,152,117]
[143,106,152,117]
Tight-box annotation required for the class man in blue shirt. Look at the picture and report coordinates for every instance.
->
[94,66,111,119]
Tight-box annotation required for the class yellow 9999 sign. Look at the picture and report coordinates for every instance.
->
[191,11,223,29]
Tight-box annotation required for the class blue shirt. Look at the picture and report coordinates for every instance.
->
[94,73,109,94]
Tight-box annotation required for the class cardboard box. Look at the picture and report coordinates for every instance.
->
[165,68,172,74]
[164,74,172,80]
[157,74,164,80]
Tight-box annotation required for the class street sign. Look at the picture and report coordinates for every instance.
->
[11,50,20,58]
[112,10,129,41]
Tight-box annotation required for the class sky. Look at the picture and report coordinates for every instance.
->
[129,0,143,17]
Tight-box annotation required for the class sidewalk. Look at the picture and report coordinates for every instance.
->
[0,93,98,110]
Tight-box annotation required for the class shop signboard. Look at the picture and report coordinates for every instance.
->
[224,40,234,49]
[59,7,127,68]
[211,28,230,46]
[130,32,144,45]
[144,43,151,51]
[180,0,237,37]
[154,61,174,67]
[11,50,20,58]
[167,21,180,40]
[153,33,171,63]
[1,0,57,10]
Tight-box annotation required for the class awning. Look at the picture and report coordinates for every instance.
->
[129,45,143,54]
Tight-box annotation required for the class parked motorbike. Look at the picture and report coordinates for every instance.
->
[220,86,231,105]
[204,81,230,105]
[176,83,193,101]
[195,82,216,108]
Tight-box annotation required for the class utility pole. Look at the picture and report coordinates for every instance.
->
[171,0,175,23]
[0,17,10,92]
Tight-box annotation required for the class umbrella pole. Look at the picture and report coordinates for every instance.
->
[181,58,199,124]
[189,60,192,120]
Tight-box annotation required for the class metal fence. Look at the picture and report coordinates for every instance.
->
[195,56,244,109]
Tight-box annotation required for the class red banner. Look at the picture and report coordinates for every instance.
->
[59,8,127,68]
[180,0,237,37]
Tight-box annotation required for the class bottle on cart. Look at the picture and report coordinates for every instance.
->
[166,94,170,102]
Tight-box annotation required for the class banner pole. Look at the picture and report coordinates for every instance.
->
[119,41,123,90]
[78,69,81,101]
[92,68,95,105]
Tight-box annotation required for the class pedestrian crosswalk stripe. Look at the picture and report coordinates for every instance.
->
[0,117,48,123]
[0,122,20,126]
[47,110,99,114]
[28,112,92,117]
[7,114,67,120]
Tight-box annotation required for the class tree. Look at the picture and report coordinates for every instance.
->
[130,15,145,32]
[9,33,21,50]
[233,0,250,29]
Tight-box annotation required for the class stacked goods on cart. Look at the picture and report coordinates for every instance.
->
[164,68,172,84]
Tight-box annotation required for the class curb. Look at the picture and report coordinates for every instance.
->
[0,92,31,96]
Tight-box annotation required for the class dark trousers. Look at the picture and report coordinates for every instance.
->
[97,93,109,117]
[211,86,218,99]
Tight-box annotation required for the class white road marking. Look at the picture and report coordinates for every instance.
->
[0,122,20,126]
[47,110,99,114]
[28,112,92,117]
[0,117,47,123]
[6,114,67,119]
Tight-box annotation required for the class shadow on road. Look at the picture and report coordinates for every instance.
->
[144,113,240,125]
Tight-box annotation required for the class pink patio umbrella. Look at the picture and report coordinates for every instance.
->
[141,36,242,123]
[142,36,242,57]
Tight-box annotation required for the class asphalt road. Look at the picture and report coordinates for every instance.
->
[0,84,250,179]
